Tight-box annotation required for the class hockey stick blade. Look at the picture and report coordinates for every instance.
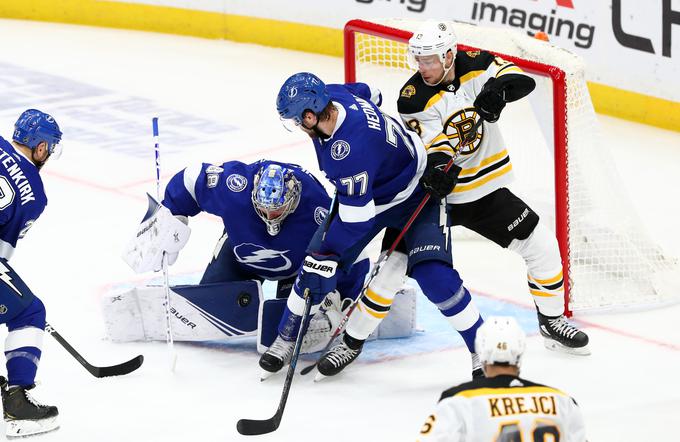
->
[90,355,145,378]
[46,323,145,378]
[236,291,313,436]
[236,416,280,436]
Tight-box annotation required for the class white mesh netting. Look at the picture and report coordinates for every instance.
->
[349,19,680,312]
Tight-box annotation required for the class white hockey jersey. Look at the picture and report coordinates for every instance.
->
[417,374,586,442]
[398,51,525,204]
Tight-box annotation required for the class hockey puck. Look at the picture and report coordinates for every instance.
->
[237,293,251,307]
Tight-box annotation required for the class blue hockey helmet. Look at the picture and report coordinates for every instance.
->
[252,164,301,236]
[13,109,62,157]
[276,72,330,127]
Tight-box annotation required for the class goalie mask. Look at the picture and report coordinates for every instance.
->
[252,164,302,236]
[407,21,457,86]
[475,316,526,368]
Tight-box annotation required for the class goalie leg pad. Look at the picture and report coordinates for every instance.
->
[346,252,408,340]
[508,222,565,316]
[101,281,262,342]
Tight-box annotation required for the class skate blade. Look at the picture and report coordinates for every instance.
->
[313,371,327,383]
[260,369,279,381]
[6,417,59,438]
[543,338,591,356]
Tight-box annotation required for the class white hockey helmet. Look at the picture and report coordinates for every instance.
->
[407,21,457,72]
[475,316,527,367]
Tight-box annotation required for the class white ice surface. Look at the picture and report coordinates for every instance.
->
[0,19,679,441]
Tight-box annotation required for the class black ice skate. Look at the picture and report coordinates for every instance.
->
[1,376,59,438]
[538,313,590,355]
[259,336,295,380]
[315,335,363,381]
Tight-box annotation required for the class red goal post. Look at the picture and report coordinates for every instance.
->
[343,18,680,314]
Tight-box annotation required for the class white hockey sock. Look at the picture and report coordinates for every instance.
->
[346,252,407,340]
[508,222,565,316]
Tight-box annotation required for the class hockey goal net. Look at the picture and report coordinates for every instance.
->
[345,19,680,313]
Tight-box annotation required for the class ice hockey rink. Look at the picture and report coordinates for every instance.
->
[0,18,679,441]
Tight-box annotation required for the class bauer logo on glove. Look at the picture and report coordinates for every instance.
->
[122,194,191,273]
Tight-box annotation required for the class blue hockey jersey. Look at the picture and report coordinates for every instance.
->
[313,83,426,257]
[163,160,331,280]
[0,137,47,260]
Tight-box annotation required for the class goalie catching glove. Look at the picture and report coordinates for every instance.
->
[420,152,462,200]
[122,193,191,273]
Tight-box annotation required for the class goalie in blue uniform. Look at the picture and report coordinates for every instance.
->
[113,159,392,355]
[0,110,62,437]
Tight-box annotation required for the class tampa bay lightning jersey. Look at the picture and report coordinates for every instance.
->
[313,83,426,257]
[163,160,331,280]
[0,137,47,260]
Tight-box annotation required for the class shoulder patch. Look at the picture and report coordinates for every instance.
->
[226,173,248,192]
[466,50,481,58]
[314,206,328,225]
[330,140,351,161]
[397,72,440,115]
[400,84,416,98]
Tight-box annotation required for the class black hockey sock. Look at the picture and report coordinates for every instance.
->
[343,334,365,350]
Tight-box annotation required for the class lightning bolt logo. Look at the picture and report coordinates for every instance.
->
[0,261,23,297]
[234,243,292,272]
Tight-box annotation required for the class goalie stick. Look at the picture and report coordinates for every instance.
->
[152,117,177,371]
[46,323,144,378]
[300,117,484,376]
[236,289,313,436]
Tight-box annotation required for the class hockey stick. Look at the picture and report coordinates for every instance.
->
[45,323,144,378]
[152,117,177,371]
[300,117,484,376]
[236,289,313,436]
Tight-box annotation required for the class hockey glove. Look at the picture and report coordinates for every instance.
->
[420,152,462,200]
[296,253,339,304]
[122,194,191,274]
[474,77,506,123]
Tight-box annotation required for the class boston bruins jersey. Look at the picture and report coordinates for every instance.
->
[398,50,525,204]
[417,374,586,442]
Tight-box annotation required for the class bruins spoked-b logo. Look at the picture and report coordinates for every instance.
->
[443,108,484,155]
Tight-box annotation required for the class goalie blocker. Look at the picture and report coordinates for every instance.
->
[101,282,417,353]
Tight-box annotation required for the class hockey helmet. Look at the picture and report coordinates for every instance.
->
[252,163,302,236]
[276,72,330,129]
[13,109,63,158]
[475,316,527,367]
[407,21,457,80]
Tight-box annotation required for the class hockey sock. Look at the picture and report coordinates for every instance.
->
[345,252,407,340]
[508,223,565,316]
[412,261,483,353]
[276,308,304,342]
[5,298,46,386]
[343,333,365,351]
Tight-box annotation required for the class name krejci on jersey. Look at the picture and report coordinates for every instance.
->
[0,151,35,205]
[488,394,558,417]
